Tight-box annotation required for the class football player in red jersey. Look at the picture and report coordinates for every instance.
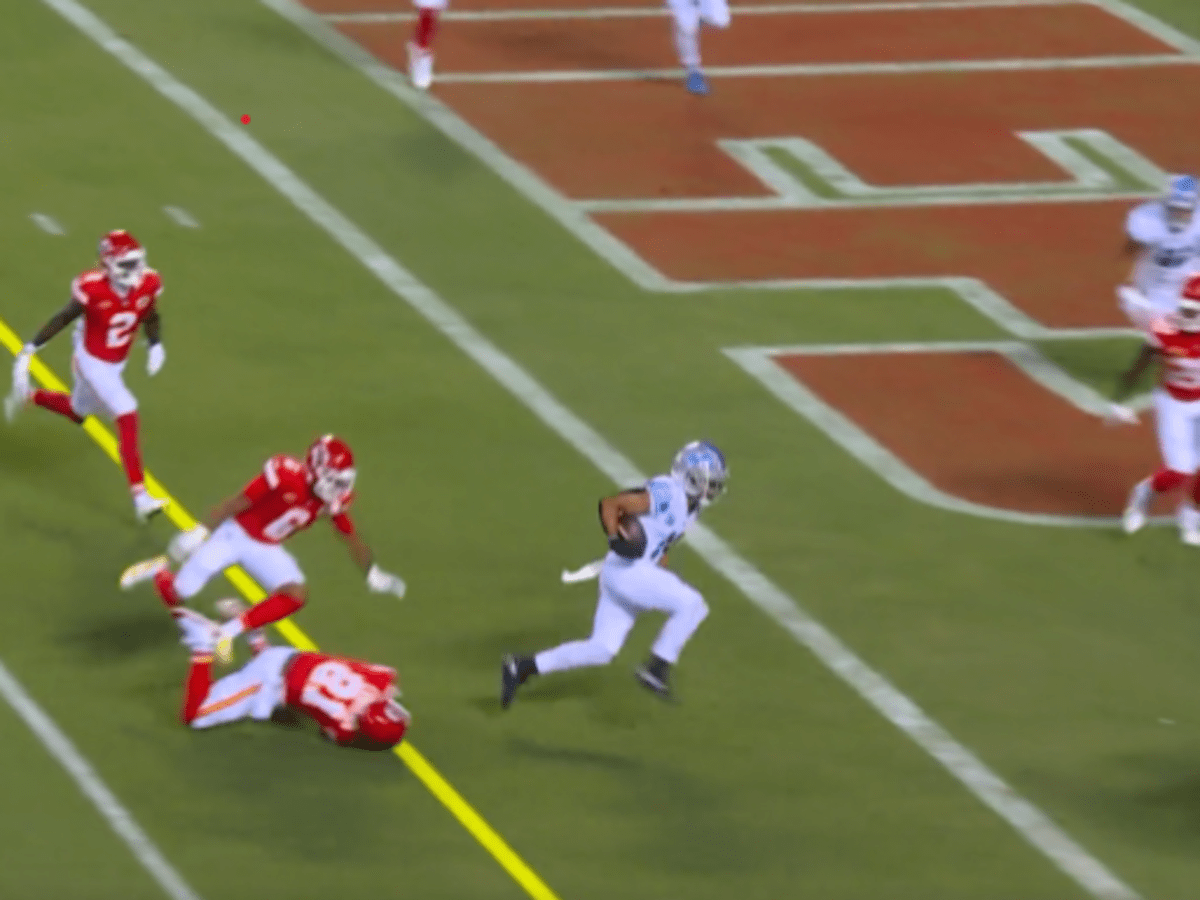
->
[171,602,410,750]
[1112,274,1200,543]
[5,230,167,521]
[119,434,407,663]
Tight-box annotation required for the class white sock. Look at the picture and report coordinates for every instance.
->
[673,22,701,71]
[535,639,613,674]
[1179,501,1199,532]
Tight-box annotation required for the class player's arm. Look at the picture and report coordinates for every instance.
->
[1113,342,1159,402]
[142,306,166,375]
[597,488,651,538]
[10,299,86,398]
[166,484,258,563]
[27,299,85,349]
[333,515,406,598]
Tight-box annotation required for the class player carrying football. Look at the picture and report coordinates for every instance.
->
[171,601,410,751]
[1111,274,1200,543]
[119,434,407,663]
[5,230,168,521]
[500,440,727,706]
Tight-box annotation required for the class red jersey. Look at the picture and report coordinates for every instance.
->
[71,267,163,364]
[284,652,397,745]
[235,454,355,544]
[1150,320,1200,401]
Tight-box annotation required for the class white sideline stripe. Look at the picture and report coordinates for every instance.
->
[0,658,204,900]
[1090,0,1200,56]
[55,0,1141,897]
[432,53,1192,84]
[163,205,200,228]
[324,0,1090,24]
[30,212,66,235]
[581,189,1158,212]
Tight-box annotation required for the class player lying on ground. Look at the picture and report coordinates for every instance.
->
[171,600,410,750]
[1117,174,1200,329]
[120,434,407,664]
[1111,275,1200,544]
[500,440,727,707]
[5,230,168,522]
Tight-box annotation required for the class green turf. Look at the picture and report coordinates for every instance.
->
[5,1,1200,899]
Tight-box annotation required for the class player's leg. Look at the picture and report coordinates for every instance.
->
[624,566,708,697]
[73,352,164,520]
[158,522,244,607]
[213,536,307,663]
[1124,389,1194,533]
[408,0,448,90]
[666,0,708,94]
[1181,400,1200,544]
[500,587,637,708]
[185,647,297,729]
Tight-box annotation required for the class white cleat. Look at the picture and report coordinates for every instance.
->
[119,554,169,590]
[1183,529,1200,546]
[133,490,167,523]
[1121,478,1152,534]
[407,41,434,90]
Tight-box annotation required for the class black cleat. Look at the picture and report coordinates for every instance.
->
[500,654,528,709]
[635,655,674,701]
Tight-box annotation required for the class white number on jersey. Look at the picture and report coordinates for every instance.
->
[261,506,314,542]
[300,661,371,728]
[106,311,140,348]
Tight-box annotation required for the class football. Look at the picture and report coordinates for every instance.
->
[616,513,647,557]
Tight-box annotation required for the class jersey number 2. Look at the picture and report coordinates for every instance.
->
[105,311,140,349]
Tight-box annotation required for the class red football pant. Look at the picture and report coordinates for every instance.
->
[32,389,84,424]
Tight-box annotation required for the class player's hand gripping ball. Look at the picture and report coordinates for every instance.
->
[609,513,647,560]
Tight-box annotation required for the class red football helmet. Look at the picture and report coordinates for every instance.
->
[357,698,410,749]
[98,230,146,293]
[306,434,356,512]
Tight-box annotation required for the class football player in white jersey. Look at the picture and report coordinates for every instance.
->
[500,440,727,705]
[1118,174,1200,328]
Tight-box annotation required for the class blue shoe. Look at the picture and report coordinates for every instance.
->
[685,69,709,95]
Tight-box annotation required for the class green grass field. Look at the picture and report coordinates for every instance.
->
[5,1,1200,899]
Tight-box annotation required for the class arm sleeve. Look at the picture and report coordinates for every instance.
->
[331,513,355,536]
[1125,206,1157,245]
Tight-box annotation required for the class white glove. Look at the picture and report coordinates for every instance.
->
[1105,402,1139,426]
[367,563,406,599]
[168,525,209,563]
[11,344,33,399]
[172,608,218,654]
[147,343,166,376]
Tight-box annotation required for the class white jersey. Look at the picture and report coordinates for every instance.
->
[630,475,699,564]
[1126,201,1200,299]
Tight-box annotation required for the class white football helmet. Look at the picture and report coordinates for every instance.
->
[1164,174,1198,232]
[670,440,728,507]
[98,230,147,293]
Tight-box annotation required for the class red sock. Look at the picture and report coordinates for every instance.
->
[1152,468,1189,493]
[414,8,438,50]
[241,592,305,631]
[115,412,145,488]
[180,653,213,724]
[1190,478,1200,505]
[32,389,84,424]
[154,568,182,609]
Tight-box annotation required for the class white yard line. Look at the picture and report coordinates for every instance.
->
[44,0,1145,897]
[325,0,1089,24]
[0,657,204,900]
[163,205,200,228]
[29,212,66,235]
[433,53,1192,84]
